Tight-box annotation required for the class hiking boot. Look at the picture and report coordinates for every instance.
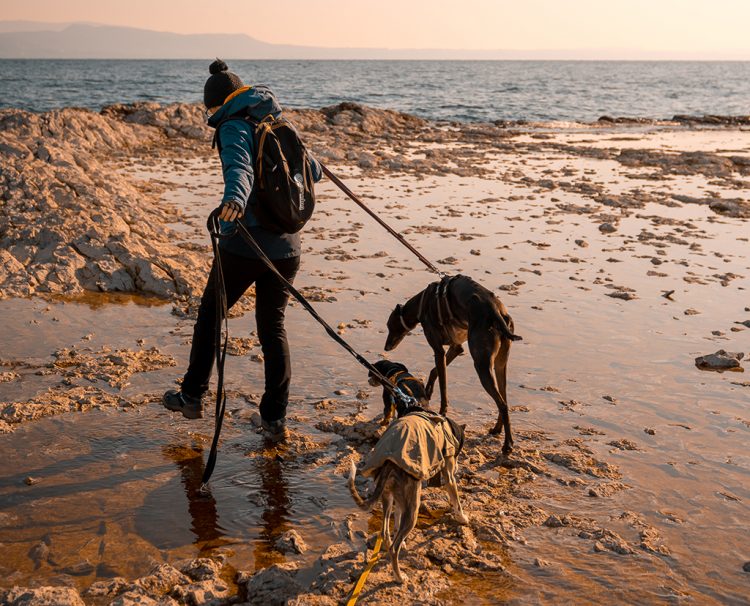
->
[163,390,203,420]
[261,417,288,442]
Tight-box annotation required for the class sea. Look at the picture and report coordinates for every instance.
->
[0,59,748,122]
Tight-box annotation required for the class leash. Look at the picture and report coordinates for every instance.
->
[200,212,232,490]
[345,533,383,606]
[199,209,418,488]
[320,163,446,278]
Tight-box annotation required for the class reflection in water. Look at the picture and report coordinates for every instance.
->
[162,444,230,554]
[253,445,292,570]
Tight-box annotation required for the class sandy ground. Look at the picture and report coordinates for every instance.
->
[0,103,749,605]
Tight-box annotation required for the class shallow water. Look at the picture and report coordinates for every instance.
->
[1,135,749,602]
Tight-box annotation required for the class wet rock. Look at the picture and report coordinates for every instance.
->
[170,578,230,606]
[84,577,129,597]
[226,337,259,356]
[176,557,222,582]
[695,350,744,370]
[543,451,621,479]
[134,563,190,596]
[579,529,635,555]
[607,439,640,451]
[236,563,305,605]
[543,514,565,528]
[588,482,628,498]
[315,417,384,444]
[672,194,750,219]
[438,256,459,265]
[51,346,175,389]
[1,386,131,427]
[28,537,52,568]
[0,586,85,606]
[110,591,158,606]
[0,371,20,383]
[275,529,308,555]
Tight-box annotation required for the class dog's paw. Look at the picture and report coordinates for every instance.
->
[455,512,470,526]
[394,571,408,584]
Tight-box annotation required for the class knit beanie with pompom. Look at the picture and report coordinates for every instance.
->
[203,59,244,109]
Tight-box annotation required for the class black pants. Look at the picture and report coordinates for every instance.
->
[181,248,300,423]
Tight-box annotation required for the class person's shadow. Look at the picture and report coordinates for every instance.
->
[252,445,292,570]
[160,443,231,554]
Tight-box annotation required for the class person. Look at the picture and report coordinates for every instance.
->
[163,59,322,440]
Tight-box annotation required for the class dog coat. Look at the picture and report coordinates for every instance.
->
[361,411,459,481]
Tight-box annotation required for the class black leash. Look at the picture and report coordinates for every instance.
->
[199,209,417,489]
[200,212,232,489]
[320,163,446,278]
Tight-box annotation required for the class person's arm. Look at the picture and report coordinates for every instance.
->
[218,121,254,220]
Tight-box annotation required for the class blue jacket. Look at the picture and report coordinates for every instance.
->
[207,86,322,260]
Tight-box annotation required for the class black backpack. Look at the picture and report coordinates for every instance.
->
[214,114,316,234]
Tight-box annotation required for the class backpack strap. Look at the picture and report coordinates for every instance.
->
[211,109,273,152]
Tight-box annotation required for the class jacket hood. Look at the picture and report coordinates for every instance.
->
[207,85,282,128]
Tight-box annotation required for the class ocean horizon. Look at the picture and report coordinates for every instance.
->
[1,59,749,122]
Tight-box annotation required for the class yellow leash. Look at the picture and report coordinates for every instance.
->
[345,533,384,606]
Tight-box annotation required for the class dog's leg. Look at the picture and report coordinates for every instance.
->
[426,344,464,400]
[382,393,394,425]
[430,346,450,415]
[492,335,513,452]
[441,457,469,525]
[382,493,394,550]
[469,334,513,454]
[390,482,421,584]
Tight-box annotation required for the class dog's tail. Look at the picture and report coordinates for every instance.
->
[471,294,522,341]
[348,460,390,510]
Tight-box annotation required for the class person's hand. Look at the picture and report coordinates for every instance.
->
[218,200,243,222]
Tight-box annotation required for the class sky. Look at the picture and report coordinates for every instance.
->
[2,0,750,57]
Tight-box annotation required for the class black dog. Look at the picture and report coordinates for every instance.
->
[368,360,429,424]
[384,274,521,455]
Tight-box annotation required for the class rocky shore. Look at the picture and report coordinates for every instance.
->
[2,102,749,302]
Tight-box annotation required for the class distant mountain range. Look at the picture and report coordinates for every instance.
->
[0,22,747,60]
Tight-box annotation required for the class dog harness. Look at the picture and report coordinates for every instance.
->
[398,287,428,332]
[385,368,419,399]
[434,275,469,336]
[398,275,469,334]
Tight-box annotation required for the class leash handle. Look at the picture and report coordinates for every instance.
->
[320,163,445,277]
